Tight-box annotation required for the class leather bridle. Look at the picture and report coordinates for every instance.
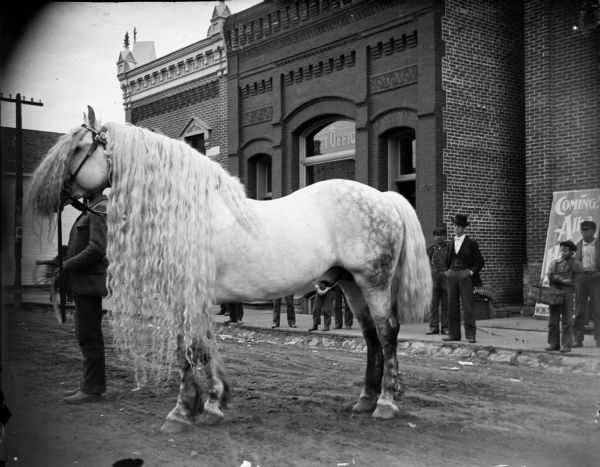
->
[70,123,109,183]
[61,123,110,205]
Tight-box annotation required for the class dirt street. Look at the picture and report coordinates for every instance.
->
[1,307,599,467]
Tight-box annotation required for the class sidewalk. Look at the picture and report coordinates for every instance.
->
[15,289,600,375]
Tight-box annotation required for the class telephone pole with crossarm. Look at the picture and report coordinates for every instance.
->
[0,92,43,309]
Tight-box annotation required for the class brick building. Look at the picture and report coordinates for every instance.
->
[224,0,528,304]
[524,0,600,285]
[116,1,232,168]
[117,0,599,307]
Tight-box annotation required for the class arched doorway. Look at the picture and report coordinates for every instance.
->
[299,118,355,187]
[387,127,416,207]
[247,154,272,200]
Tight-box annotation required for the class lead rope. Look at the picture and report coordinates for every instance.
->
[57,206,66,323]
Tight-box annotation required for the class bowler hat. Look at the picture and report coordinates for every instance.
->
[559,240,577,252]
[433,227,447,236]
[451,214,470,227]
[581,220,597,231]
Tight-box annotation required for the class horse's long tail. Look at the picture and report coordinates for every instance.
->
[387,192,432,324]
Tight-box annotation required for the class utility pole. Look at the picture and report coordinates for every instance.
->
[0,92,43,309]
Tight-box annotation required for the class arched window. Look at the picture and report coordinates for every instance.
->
[300,119,355,186]
[388,128,416,207]
[256,155,272,200]
[248,154,272,200]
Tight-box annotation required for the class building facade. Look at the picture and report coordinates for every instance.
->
[116,0,599,308]
[116,2,232,168]
[524,0,600,286]
[224,0,527,304]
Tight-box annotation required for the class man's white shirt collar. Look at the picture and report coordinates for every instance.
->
[454,234,466,253]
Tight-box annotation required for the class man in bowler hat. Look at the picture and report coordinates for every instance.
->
[426,227,450,335]
[443,214,484,344]
[573,220,600,348]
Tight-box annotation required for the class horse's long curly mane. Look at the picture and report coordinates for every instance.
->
[103,122,248,387]
[29,120,248,388]
[27,125,84,221]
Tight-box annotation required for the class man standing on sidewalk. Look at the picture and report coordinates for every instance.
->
[573,220,600,348]
[425,227,450,335]
[443,214,484,344]
[309,282,333,332]
[333,286,353,330]
[272,295,297,328]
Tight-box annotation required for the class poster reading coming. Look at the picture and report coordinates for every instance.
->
[535,189,600,317]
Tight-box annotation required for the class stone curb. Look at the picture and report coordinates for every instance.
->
[216,324,600,376]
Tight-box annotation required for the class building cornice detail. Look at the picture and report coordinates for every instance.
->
[242,106,273,127]
[131,78,220,121]
[119,36,226,103]
[227,0,399,63]
[369,65,418,95]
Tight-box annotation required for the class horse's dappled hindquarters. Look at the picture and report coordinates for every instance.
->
[27,106,432,432]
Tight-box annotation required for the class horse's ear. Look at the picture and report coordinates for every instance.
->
[87,105,97,126]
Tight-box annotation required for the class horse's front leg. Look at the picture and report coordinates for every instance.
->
[200,347,230,426]
[160,337,203,434]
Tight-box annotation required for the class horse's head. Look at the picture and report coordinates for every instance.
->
[28,106,111,215]
[65,106,111,198]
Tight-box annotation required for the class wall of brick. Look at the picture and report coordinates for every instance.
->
[524,0,600,265]
[442,0,526,304]
[128,74,230,169]
[227,0,443,204]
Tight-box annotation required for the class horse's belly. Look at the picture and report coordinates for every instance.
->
[213,227,335,301]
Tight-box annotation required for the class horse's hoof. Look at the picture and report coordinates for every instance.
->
[352,397,378,413]
[202,409,224,425]
[160,419,190,434]
[372,403,399,420]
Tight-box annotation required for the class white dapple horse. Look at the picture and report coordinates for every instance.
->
[28,107,432,433]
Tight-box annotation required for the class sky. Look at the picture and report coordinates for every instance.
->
[0,1,261,133]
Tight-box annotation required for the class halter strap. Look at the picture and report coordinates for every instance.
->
[60,123,110,207]
[70,123,108,181]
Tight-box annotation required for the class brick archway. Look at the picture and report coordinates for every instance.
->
[283,97,357,193]
[369,108,418,191]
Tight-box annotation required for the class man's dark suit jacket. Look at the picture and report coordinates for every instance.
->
[446,235,485,287]
[64,194,108,297]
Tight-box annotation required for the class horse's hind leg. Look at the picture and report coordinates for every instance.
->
[340,281,382,414]
[365,291,402,420]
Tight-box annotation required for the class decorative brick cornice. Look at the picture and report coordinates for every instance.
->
[242,106,274,126]
[275,36,358,67]
[369,65,418,95]
[131,80,220,121]
[240,78,273,99]
[119,37,226,103]
[370,31,418,60]
[227,0,400,63]
[282,50,356,88]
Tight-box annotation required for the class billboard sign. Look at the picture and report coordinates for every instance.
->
[535,189,600,317]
